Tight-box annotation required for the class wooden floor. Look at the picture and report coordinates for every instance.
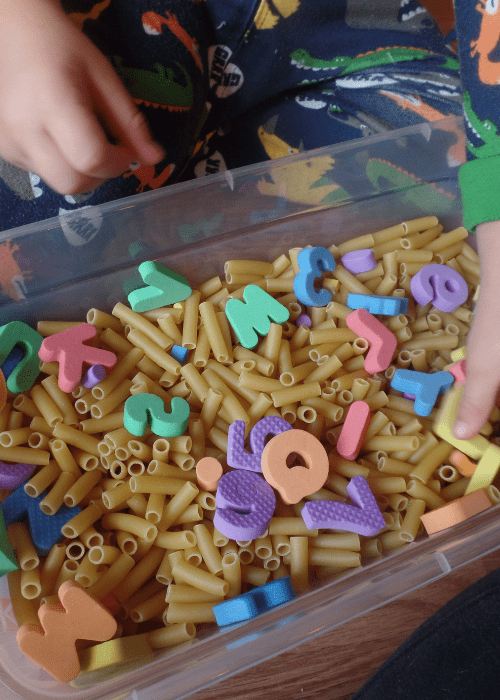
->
[188,549,500,700]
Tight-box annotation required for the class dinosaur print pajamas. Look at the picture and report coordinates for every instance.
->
[0,0,493,302]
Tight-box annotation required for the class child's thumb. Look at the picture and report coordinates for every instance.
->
[125,109,166,164]
[91,59,166,165]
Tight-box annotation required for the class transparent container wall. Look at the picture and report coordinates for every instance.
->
[0,116,464,323]
[1,117,489,700]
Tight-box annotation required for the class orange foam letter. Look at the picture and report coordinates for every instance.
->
[17,581,117,682]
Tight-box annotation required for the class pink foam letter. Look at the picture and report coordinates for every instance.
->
[448,359,466,385]
[336,401,371,460]
[39,324,117,393]
[346,308,397,374]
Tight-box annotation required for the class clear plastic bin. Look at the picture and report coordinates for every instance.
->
[1,116,495,700]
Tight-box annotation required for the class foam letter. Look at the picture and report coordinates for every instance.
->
[225,285,289,349]
[0,509,18,577]
[464,444,500,495]
[336,401,371,460]
[0,461,36,490]
[0,321,43,393]
[17,581,117,682]
[195,457,223,492]
[227,417,292,472]
[0,344,24,380]
[346,308,397,374]
[420,490,493,535]
[261,429,329,504]
[448,359,466,385]
[301,476,385,535]
[1,485,81,556]
[38,324,117,393]
[128,261,192,312]
[410,263,468,312]
[124,393,190,437]
[293,247,336,307]
[0,368,5,413]
[214,576,295,626]
[433,385,490,460]
[214,470,276,540]
[341,249,376,274]
[391,369,454,416]
[347,293,408,316]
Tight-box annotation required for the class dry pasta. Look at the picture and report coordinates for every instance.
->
[1,215,489,686]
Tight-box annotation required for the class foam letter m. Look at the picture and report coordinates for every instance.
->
[225,285,290,349]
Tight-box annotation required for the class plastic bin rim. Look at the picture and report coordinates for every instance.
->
[0,115,464,244]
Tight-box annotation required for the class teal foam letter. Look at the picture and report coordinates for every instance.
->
[127,261,192,312]
[124,393,190,437]
[225,285,290,349]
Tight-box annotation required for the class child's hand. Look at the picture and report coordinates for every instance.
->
[0,0,165,195]
[453,220,500,439]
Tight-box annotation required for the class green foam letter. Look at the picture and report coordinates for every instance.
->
[225,285,290,349]
[127,261,192,312]
[124,393,190,437]
[0,321,43,393]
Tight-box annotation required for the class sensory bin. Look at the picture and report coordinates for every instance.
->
[0,118,499,700]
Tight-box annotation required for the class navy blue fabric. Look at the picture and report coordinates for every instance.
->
[352,566,500,700]
[455,0,500,163]
[0,0,464,303]
[0,0,212,235]
[0,0,460,225]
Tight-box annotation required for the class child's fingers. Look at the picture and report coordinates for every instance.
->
[453,302,500,440]
[46,77,136,182]
[0,134,30,174]
[26,131,106,195]
[454,221,500,440]
[89,56,166,165]
[453,368,498,440]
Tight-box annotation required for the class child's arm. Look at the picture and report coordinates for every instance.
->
[453,220,500,439]
[0,0,164,195]
[451,1,500,437]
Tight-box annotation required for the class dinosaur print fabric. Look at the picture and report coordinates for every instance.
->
[0,0,475,295]
[455,0,500,230]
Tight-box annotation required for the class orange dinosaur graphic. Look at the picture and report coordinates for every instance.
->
[0,240,29,301]
[68,0,111,29]
[123,162,175,193]
[379,91,466,166]
[142,11,203,73]
[470,0,500,84]
[192,130,216,158]
[358,45,440,58]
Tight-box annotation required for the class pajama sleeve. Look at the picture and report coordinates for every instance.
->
[455,0,500,231]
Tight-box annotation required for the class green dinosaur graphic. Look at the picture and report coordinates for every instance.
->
[463,90,500,158]
[290,47,458,76]
[111,56,193,111]
[365,158,455,215]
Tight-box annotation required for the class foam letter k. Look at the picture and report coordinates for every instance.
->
[39,324,117,393]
